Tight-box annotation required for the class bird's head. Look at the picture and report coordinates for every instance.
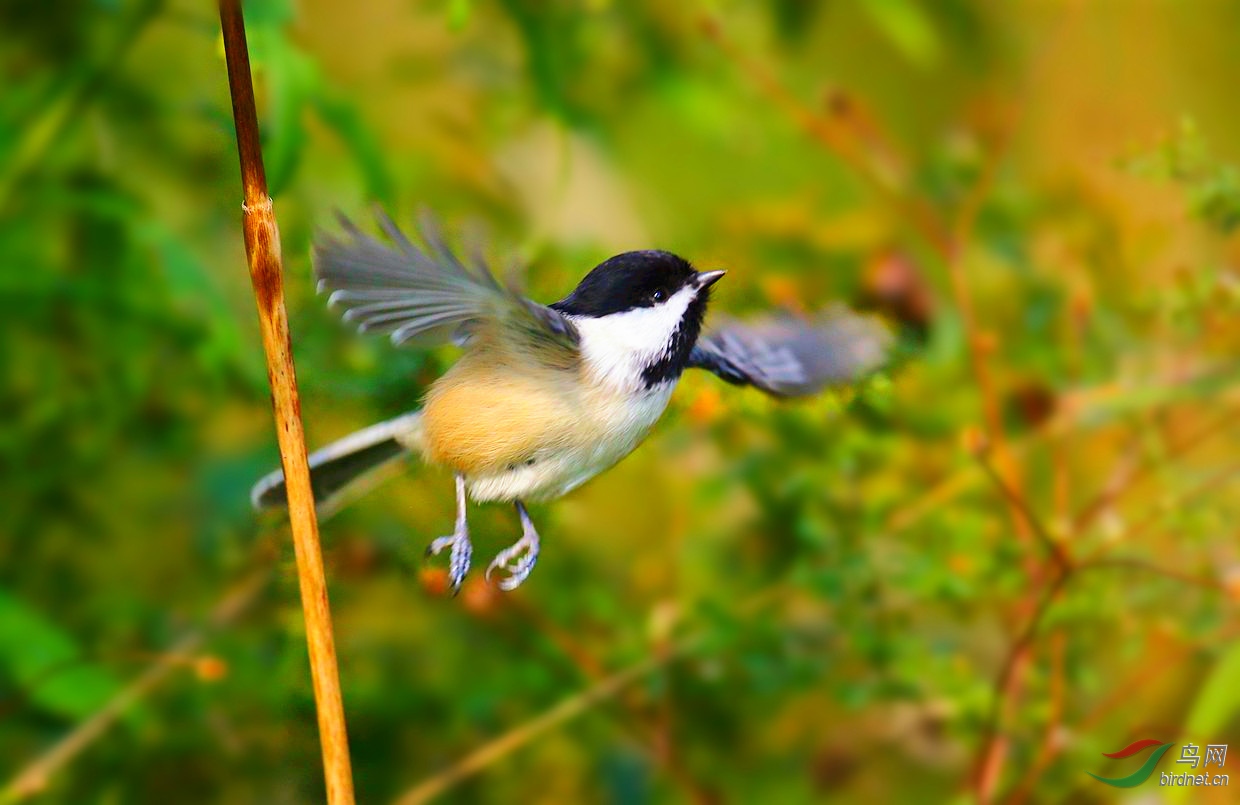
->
[551,250,725,390]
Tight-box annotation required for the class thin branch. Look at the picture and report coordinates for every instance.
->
[1078,557,1229,593]
[550,604,717,804]
[973,540,1231,803]
[973,448,1072,574]
[999,443,1073,805]
[473,593,719,803]
[697,14,952,256]
[1003,633,1066,805]
[392,651,679,805]
[1073,403,1240,532]
[880,377,1227,538]
[1077,645,1193,734]
[701,7,1044,577]
[1004,624,1240,804]
[217,2,355,803]
[1081,460,1240,563]
[943,166,1043,577]
[1,570,270,802]
[1071,433,1144,532]
[972,567,1069,803]
[705,8,1040,569]
[396,587,787,804]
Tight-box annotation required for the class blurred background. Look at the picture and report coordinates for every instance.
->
[3,0,1240,802]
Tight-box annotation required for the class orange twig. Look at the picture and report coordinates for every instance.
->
[393,652,674,805]
[395,588,786,803]
[1080,460,1240,565]
[946,132,1042,565]
[1005,623,1239,804]
[1003,632,1066,805]
[512,597,718,804]
[974,448,1072,574]
[972,541,1230,803]
[1073,404,1240,532]
[1078,557,1229,593]
[973,569,1069,803]
[1077,646,1191,734]
[217,3,355,803]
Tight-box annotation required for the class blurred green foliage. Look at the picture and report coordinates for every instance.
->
[1121,118,1240,235]
[1,1,1239,803]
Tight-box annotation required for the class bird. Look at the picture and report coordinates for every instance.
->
[251,210,892,593]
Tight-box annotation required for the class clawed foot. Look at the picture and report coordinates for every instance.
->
[485,501,541,591]
[426,527,472,594]
[425,482,542,593]
[485,533,538,591]
[425,473,472,594]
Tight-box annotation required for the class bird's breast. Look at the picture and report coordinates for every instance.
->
[420,351,675,502]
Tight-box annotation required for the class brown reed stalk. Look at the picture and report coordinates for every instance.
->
[217,2,355,802]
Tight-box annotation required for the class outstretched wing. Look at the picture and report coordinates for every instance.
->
[314,210,579,351]
[688,306,892,397]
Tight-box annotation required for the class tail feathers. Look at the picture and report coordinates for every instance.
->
[251,411,424,516]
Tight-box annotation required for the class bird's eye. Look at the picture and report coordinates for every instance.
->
[651,289,667,303]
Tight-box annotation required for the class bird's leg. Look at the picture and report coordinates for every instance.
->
[426,474,472,593]
[485,501,541,591]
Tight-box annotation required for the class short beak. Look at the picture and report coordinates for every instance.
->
[695,269,726,289]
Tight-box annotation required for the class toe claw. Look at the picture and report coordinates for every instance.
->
[426,529,472,594]
[485,540,538,591]
[497,569,528,592]
[484,554,510,587]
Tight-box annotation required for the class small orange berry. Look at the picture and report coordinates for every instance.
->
[195,655,228,683]
[419,566,450,597]
[761,276,803,311]
[687,387,723,425]
[961,425,988,456]
[461,577,501,617]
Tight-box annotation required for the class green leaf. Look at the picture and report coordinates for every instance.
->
[497,0,587,125]
[136,221,262,384]
[248,30,317,197]
[0,591,123,721]
[313,94,395,205]
[447,0,472,31]
[1184,642,1240,738]
[241,0,297,27]
[859,0,942,68]
[1164,648,1240,801]
[1120,118,1240,234]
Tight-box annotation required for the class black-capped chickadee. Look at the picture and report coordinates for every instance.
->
[252,211,891,592]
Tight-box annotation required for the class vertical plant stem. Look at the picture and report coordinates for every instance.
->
[217,2,355,803]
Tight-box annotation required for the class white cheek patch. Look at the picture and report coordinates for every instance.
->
[569,285,697,390]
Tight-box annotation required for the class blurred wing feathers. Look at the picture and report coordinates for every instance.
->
[689,306,892,397]
[315,210,579,350]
